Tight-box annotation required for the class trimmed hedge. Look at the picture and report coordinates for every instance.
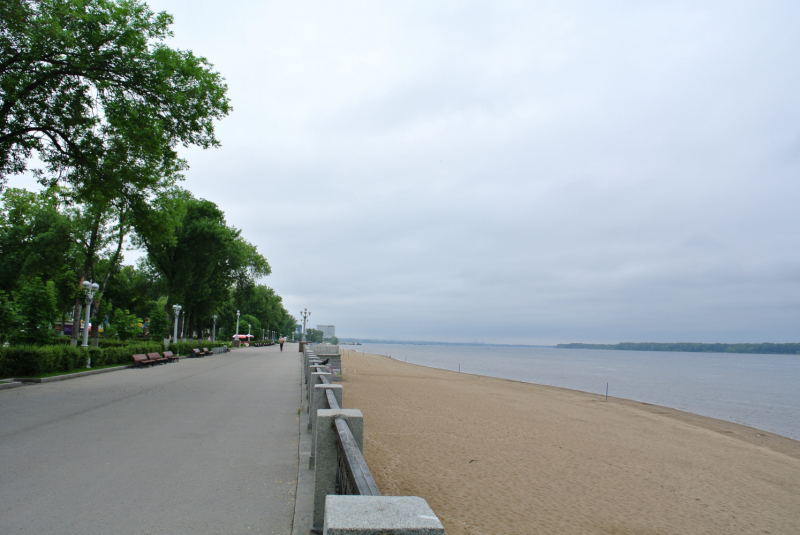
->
[0,341,164,378]
[168,340,229,356]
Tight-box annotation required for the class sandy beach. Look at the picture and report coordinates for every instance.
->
[341,350,800,535]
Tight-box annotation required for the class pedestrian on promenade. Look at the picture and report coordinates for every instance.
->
[279,336,285,351]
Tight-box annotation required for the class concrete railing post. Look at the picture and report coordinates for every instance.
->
[309,384,343,467]
[313,409,363,531]
[305,357,321,395]
[308,369,329,407]
[306,358,321,392]
[323,495,445,534]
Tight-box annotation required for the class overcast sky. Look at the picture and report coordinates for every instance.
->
[12,0,800,344]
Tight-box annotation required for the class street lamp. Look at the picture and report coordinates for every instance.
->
[81,280,100,366]
[212,314,217,343]
[235,310,240,342]
[172,304,182,345]
[300,308,310,342]
[248,323,251,339]
[262,328,265,341]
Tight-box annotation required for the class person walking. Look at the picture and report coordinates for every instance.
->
[279,336,285,351]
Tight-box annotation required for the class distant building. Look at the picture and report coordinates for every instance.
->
[317,325,335,340]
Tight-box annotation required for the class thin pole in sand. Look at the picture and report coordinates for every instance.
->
[605,383,609,402]
[458,363,461,372]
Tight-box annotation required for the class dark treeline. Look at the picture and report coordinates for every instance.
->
[556,342,800,355]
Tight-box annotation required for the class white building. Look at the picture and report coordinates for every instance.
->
[316,325,335,340]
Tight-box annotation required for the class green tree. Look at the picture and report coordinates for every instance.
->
[0,0,230,189]
[146,300,168,339]
[12,277,58,344]
[137,191,270,339]
[110,308,140,341]
[0,291,18,344]
[305,328,323,344]
[0,188,75,291]
[240,314,261,339]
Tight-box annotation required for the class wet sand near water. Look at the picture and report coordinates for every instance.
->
[341,350,800,535]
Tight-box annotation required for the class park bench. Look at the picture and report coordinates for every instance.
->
[163,350,179,363]
[146,352,168,365]
[202,347,213,355]
[190,348,204,358]
[131,354,152,368]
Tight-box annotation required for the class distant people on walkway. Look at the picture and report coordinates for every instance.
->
[279,336,285,351]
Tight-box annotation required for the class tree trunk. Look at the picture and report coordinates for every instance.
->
[90,308,101,347]
[70,298,82,346]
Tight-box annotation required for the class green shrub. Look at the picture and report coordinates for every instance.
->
[0,341,163,377]
[168,339,229,356]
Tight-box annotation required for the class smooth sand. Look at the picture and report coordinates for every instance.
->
[341,350,800,535]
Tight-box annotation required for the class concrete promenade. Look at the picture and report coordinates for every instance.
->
[0,344,301,535]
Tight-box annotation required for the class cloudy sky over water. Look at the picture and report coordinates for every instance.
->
[12,1,800,344]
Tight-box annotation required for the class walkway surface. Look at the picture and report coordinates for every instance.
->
[0,345,301,535]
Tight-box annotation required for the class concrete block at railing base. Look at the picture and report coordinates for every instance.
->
[310,384,344,466]
[308,371,331,407]
[323,496,444,535]
[314,409,363,531]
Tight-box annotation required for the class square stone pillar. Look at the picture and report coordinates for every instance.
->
[308,369,329,407]
[309,384,343,467]
[323,495,444,534]
[313,409,363,531]
[306,358,322,391]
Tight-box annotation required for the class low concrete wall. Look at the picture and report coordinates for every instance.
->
[312,345,340,355]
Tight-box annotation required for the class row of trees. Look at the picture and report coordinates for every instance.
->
[0,186,297,344]
[0,1,297,345]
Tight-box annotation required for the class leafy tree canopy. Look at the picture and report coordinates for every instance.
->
[0,0,231,191]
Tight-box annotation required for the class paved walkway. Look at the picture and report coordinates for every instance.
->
[0,344,301,535]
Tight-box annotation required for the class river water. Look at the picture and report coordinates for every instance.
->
[346,344,800,440]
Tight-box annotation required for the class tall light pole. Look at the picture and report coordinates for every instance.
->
[172,304,182,345]
[262,328,265,341]
[212,314,217,343]
[81,280,100,366]
[235,310,240,342]
[300,308,310,342]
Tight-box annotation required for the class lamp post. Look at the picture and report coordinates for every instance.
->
[300,308,310,342]
[262,328,265,341]
[248,323,251,340]
[235,310,240,342]
[81,280,100,366]
[172,304,182,345]
[212,314,217,343]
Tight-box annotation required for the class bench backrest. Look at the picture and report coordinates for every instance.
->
[163,351,174,358]
[146,352,161,360]
[202,347,210,352]
[132,354,148,362]
[191,348,201,354]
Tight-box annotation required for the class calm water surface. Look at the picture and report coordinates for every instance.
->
[348,344,800,440]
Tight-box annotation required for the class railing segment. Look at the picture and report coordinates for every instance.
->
[303,345,442,533]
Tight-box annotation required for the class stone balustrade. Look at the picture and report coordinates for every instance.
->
[302,347,444,535]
